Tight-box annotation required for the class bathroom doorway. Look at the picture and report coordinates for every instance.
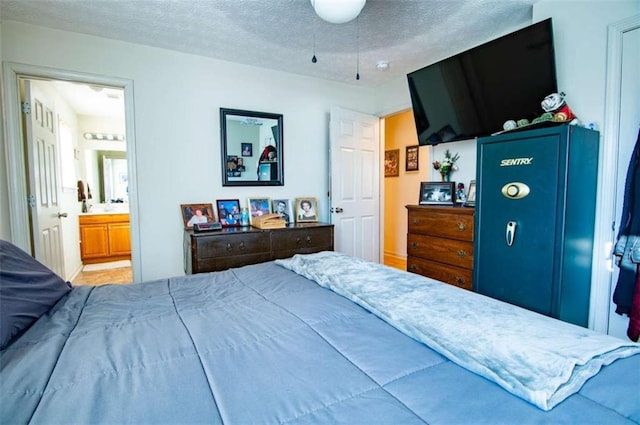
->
[3,63,140,284]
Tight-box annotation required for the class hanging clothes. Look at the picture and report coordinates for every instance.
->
[613,128,640,341]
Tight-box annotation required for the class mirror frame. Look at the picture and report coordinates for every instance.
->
[220,108,284,186]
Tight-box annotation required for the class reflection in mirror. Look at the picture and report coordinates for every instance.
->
[220,108,284,186]
[97,151,128,203]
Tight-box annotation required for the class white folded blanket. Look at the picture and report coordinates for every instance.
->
[276,251,640,411]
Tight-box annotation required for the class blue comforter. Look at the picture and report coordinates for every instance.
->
[2,260,639,424]
[277,252,640,411]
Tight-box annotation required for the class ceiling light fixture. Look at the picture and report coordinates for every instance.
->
[376,60,390,71]
[84,132,126,141]
[311,0,366,24]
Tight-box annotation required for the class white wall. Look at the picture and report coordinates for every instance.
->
[0,21,376,281]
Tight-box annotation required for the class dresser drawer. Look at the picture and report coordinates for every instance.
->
[271,227,333,251]
[408,209,474,241]
[194,232,270,259]
[407,234,473,269]
[407,256,472,290]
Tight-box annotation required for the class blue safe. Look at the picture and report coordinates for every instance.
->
[474,124,599,327]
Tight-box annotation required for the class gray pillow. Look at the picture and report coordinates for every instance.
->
[0,240,72,349]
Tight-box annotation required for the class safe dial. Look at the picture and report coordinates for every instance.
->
[501,182,530,199]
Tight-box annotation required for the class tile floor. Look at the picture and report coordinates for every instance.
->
[72,264,132,286]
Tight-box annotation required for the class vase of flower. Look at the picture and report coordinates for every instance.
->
[433,149,460,182]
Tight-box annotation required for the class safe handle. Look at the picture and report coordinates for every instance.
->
[505,221,517,247]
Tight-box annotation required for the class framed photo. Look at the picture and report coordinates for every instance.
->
[419,182,455,205]
[181,203,215,229]
[272,198,293,224]
[405,145,419,172]
[241,142,253,157]
[466,180,477,207]
[384,149,400,177]
[226,155,240,177]
[236,157,246,172]
[248,197,271,224]
[216,199,241,226]
[295,197,318,222]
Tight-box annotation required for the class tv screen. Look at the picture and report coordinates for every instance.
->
[408,18,557,145]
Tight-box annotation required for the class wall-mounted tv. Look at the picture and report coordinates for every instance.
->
[408,18,557,145]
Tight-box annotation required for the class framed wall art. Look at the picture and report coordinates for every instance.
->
[241,143,253,157]
[405,145,419,171]
[418,182,455,205]
[384,149,400,177]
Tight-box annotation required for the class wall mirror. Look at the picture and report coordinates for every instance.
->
[220,108,284,186]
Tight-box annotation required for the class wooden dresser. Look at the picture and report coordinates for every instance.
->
[184,223,334,274]
[406,205,474,290]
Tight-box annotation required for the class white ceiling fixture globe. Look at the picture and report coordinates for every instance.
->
[311,0,366,24]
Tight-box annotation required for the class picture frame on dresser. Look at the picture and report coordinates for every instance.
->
[248,197,271,224]
[272,199,293,223]
[419,182,455,205]
[181,203,215,229]
[466,180,476,207]
[295,197,318,222]
[216,199,241,227]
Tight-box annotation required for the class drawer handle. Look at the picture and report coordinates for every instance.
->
[456,250,467,258]
[457,221,467,231]
[239,241,246,251]
[409,264,417,271]
[412,219,419,225]
[296,237,302,245]
[454,276,466,285]
[411,242,417,249]
[306,236,312,244]
[226,242,233,251]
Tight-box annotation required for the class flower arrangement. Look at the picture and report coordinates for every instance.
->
[432,149,460,181]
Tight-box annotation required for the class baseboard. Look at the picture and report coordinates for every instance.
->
[383,252,407,271]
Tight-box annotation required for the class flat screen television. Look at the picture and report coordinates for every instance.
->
[408,18,557,145]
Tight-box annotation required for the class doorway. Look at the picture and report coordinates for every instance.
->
[2,62,141,283]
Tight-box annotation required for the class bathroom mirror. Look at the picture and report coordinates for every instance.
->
[220,108,284,186]
[97,150,128,203]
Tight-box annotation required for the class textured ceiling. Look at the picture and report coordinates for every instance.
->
[1,0,539,88]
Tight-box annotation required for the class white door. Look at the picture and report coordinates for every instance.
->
[329,107,380,262]
[23,80,66,276]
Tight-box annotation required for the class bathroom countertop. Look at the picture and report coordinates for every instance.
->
[79,211,129,216]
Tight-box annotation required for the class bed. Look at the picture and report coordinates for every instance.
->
[1,241,639,424]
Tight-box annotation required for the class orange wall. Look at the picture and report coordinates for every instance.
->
[383,110,429,261]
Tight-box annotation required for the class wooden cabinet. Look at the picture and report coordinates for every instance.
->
[406,205,474,290]
[184,223,334,274]
[79,214,131,264]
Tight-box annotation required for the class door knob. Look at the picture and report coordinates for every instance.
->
[333,207,344,213]
[58,212,68,218]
